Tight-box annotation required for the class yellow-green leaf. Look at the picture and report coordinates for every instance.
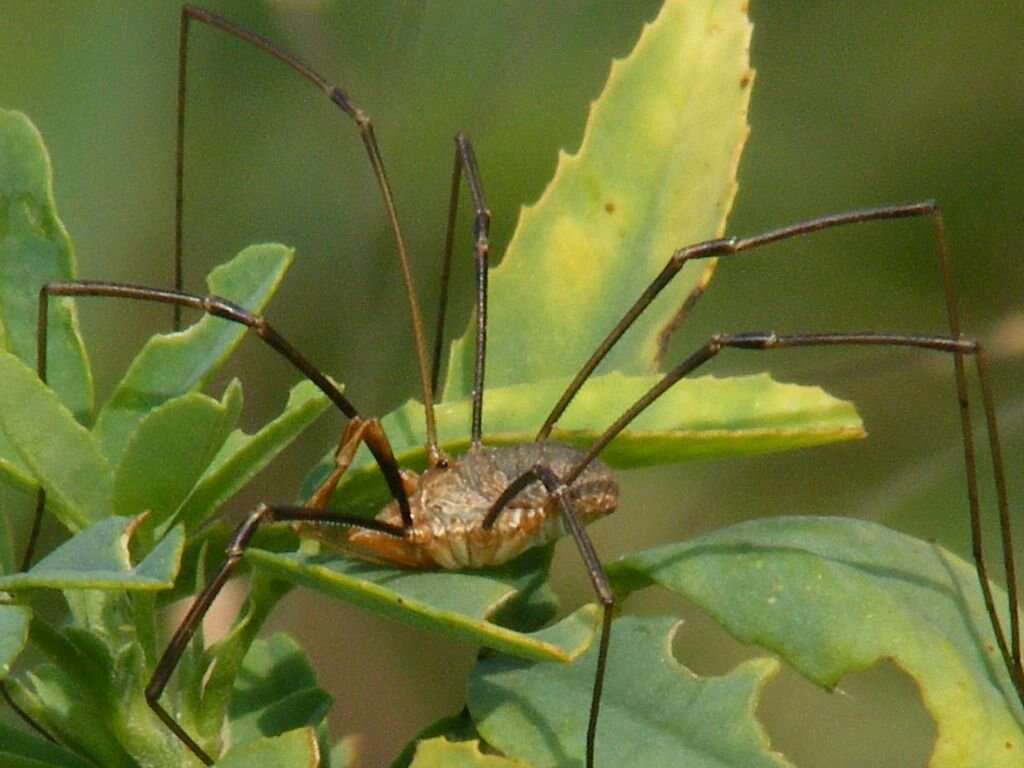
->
[443,0,753,399]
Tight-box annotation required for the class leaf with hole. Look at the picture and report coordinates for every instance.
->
[608,517,1023,767]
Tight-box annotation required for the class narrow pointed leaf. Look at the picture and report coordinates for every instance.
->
[195,574,291,741]
[0,517,183,591]
[248,547,599,663]
[608,517,1024,767]
[0,109,92,422]
[0,350,112,530]
[444,0,753,398]
[468,615,790,768]
[312,373,862,519]
[174,380,331,534]
[0,720,97,768]
[92,243,293,466]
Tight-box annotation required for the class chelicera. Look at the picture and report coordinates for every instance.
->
[9,5,1020,767]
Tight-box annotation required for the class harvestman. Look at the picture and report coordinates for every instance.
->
[9,6,1020,767]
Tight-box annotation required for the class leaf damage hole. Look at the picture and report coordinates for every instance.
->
[666,605,936,766]
[760,659,935,767]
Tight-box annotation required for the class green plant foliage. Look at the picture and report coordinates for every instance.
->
[608,517,1024,767]
[227,634,334,747]
[409,738,528,768]
[172,380,333,534]
[443,0,753,397]
[91,243,293,467]
[315,372,862,518]
[249,547,599,661]
[0,106,336,764]
[1,0,1019,766]
[0,349,113,529]
[0,604,30,677]
[0,110,92,423]
[0,720,97,768]
[113,382,243,526]
[213,728,319,768]
[470,615,789,768]
[0,517,183,592]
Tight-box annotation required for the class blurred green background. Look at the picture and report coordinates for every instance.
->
[2,2,1022,765]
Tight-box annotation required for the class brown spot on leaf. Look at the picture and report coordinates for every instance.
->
[604,201,616,214]
[740,72,752,88]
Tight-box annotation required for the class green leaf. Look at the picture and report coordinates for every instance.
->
[174,380,331,534]
[114,380,243,527]
[0,517,183,591]
[0,604,30,678]
[392,711,481,768]
[312,372,862,519]
[193,574,291,744]
[409,738,529,768]
[608,517,1024,768]
[0,350,113,530]
[214,728,320,768]
[0,720,97,768]
[443,0,753,398]
[227,634,333,747]
[247,546,598,663]
[0,110,92,423]
[0,508,14,574]
[468,615,788,768]
[20,660,135,768]
[92,243,293,467]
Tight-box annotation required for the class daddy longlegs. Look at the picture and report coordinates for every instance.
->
[7,4,1020,766]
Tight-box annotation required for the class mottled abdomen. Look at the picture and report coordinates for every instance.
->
[326,443,618,569]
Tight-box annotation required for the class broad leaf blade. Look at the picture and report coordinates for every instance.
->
[0,109,92,422]
[92,243,293,466]
[0,517,183,591]
[248,547,598,663]
[0,350,113,530]
[608,517,1024,767]
[468,615,790,768]
[312,373,862,519]
[443,0,753,398]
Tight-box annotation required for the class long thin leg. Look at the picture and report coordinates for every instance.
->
[25,281,414,566]
[553,330,1021,698]
[146,502,406,765]
[430,132,491,445]
[175,5,441,462]
[534,200,1020,697]
[485,464,613,768]
[537,202,942,438]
